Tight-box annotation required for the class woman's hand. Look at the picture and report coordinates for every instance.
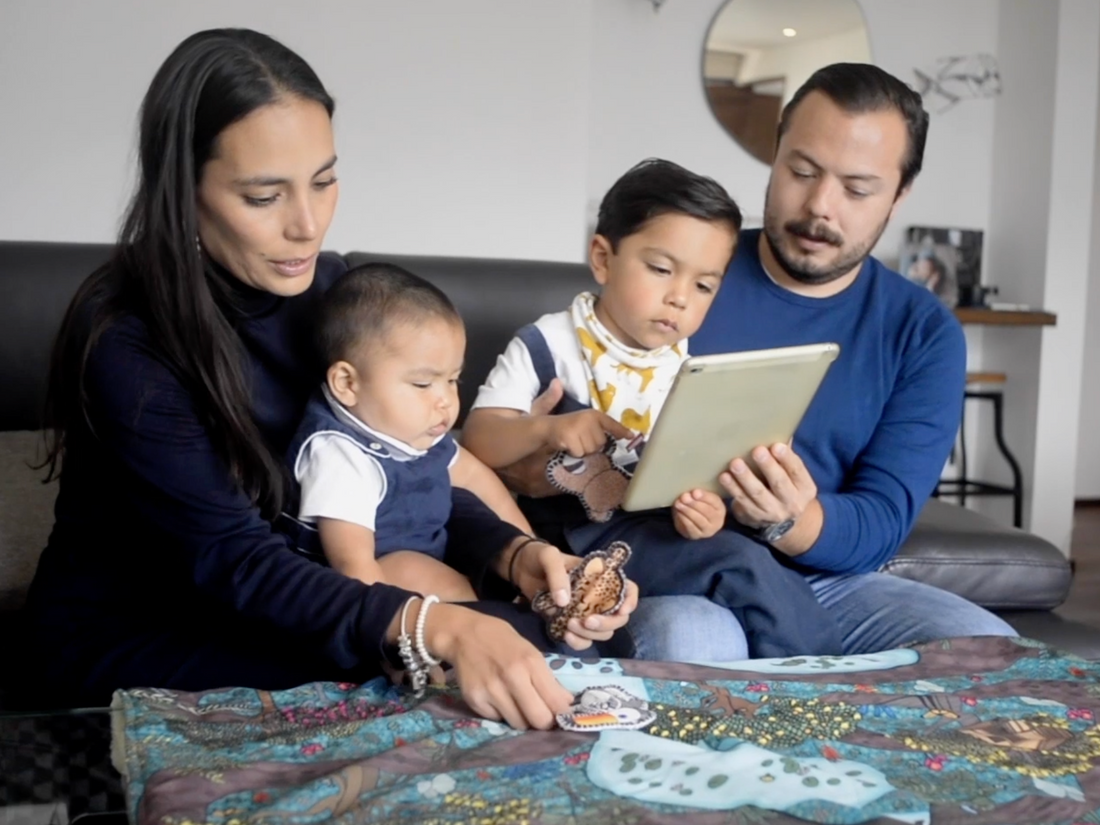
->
[426,602,574,730]
[510,538,638,651]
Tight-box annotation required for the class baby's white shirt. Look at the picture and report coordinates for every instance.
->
[294,386,456,531]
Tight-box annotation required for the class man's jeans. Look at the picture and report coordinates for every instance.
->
[606,571,1018,662]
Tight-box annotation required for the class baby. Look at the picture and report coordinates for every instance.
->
[281,263,534,602]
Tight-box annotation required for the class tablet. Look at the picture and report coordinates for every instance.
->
[620,342,840,512]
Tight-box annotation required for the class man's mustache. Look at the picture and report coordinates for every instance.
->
[785,219,842,247]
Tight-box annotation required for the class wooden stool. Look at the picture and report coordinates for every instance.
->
[934,372,1024,527]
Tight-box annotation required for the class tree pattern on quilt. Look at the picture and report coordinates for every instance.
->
[112,636,1100,824]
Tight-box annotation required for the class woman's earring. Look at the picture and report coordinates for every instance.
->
[195,234,202,252]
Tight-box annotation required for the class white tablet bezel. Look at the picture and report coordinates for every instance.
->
[620,342,840,512]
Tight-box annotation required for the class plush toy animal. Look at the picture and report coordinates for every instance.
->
[531,541,632,642]
[556,684,656,732]
[545,436,633,522]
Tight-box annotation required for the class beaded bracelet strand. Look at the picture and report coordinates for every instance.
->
[415,594,442,669]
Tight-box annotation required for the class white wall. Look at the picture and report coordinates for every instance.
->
[585,0,772,235]
[972,0,1058,529]
[857,0,1001,267]
[3,0,1099,543]
[586,0,1000,261]
[0,0,592,262]
[0,0,1012,269]
[980,0,1100,549]
[1030,0,1100,544]
[1078,132,1100,499]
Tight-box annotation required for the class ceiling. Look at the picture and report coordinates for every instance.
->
[707,0,868,51]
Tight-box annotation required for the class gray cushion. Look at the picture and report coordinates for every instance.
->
[885,499,1072,610]
[0,431,56,610]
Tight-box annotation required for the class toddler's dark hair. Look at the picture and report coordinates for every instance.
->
[317,263,462,367]
[595,158,742,251]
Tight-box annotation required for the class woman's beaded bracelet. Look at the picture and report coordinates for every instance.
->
[414,594,442,668]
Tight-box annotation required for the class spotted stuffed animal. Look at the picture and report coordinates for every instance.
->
[545,437,631,522]
[532,542,632,642]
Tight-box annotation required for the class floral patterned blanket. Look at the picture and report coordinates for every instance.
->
[111,636,1100,824]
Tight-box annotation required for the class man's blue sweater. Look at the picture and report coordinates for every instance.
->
[690,230,966,574]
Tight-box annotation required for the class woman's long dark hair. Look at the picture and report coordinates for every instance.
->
[42,29,334,519]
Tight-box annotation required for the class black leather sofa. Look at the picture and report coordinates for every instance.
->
[0,239,1096,706]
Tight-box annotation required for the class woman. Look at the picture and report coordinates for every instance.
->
[23,28,637,730]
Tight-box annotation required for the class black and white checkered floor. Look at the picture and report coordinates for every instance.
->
[0,712,124,817]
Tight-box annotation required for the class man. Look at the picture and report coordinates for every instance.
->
[503,63,1015,658]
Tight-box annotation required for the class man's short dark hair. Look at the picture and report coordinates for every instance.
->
[595,158,743,251]
[317,263,462,368]
[778,63,930,195]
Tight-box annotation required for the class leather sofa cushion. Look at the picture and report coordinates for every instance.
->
[0,242,111,431]
[0,243,1083,634]
[888,499,1072,610]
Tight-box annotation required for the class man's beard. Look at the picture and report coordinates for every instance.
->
[762,197,889,286]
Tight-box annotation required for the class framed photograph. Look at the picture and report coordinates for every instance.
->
[898,226,984,309]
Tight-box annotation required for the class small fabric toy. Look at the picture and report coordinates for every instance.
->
[545,434,644,522]
[531,541,632,642]
[556,684,656,732]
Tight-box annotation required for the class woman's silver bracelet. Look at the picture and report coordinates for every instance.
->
[397,595,431,696]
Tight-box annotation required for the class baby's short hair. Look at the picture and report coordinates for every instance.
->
[317,262,462,367]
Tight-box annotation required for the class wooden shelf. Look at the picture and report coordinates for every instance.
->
[954,307,1057,326]
[965,371,1007,384]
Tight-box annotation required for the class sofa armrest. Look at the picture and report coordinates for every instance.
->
[0,431,56,611]
[882,499,1072,610]
[997,610,1100,660]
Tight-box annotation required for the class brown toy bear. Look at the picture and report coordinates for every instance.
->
[545,437,632,522]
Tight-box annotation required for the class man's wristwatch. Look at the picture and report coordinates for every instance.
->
[753,517,796,544]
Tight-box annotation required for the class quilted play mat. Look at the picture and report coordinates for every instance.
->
[110,636,1100,824]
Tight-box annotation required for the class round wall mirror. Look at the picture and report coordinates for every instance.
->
[703,0,872,165]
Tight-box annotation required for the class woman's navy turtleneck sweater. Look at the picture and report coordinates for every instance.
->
[24,254,521,703]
